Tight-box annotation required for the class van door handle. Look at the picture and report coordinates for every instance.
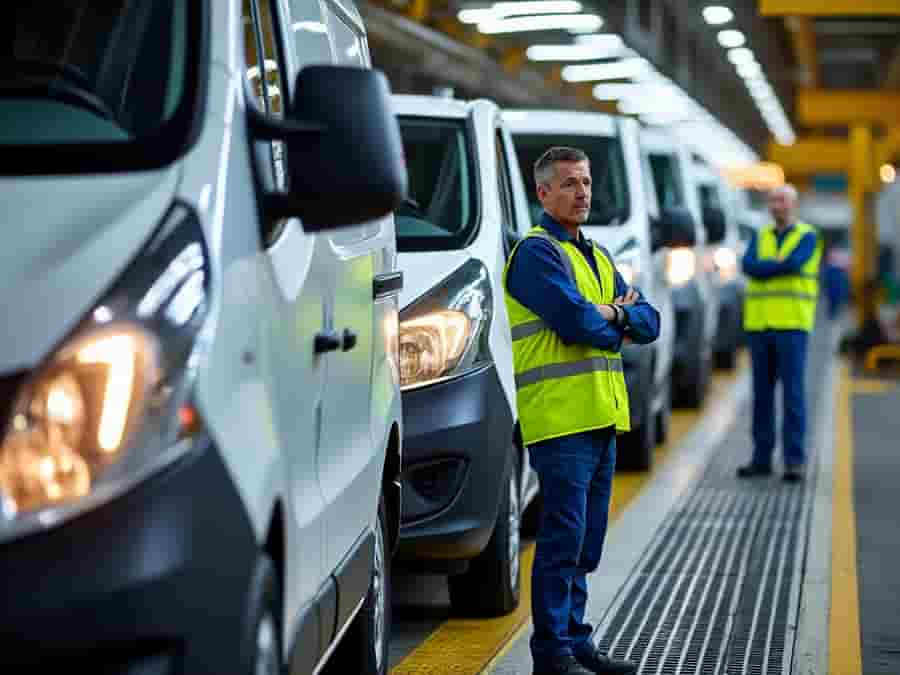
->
[314,330,342,354]
[341,328,357,352]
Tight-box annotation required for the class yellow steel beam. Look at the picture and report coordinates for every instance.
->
[500,47,527,74]
[784,16,819,88]
[766,137,850,176]
[798,90,900,126]
[850,124,877,328]
[761,0,900,15]
[404,0,429,22]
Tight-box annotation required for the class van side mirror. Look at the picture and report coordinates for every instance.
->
[250,66,407,231]
[652,206,696,250]
[702,206,727,245]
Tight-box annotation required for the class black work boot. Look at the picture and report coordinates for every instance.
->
[575,645,637,674]
[532,654,595,675]
[736,463,773,478]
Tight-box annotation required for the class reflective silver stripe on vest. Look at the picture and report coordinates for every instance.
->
[515,356,623,389]
[745,290,818,301]
[511,319,548,341]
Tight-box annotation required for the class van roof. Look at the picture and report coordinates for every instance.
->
[391,94,474,119]
[502,109,616,137]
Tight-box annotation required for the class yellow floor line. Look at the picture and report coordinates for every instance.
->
[849,378,897,394]
[829,361,863,675]
[391,363,744,675]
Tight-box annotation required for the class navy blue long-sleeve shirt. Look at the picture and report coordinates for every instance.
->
[742,224,817,280]
[506,213,660,351]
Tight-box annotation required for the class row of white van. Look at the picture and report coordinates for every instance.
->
[1,1,760,673]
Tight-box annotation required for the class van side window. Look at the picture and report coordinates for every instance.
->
[324,6,368,67]
[244,0,290,245]
[495,131,519,259]
[648,153,684,209]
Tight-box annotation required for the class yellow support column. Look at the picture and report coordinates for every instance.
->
[849,124,877,329]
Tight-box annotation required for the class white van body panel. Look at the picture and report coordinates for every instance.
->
[394,96,517,412]
[0,168,178,372]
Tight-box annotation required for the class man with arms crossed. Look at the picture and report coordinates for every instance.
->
[505,147,660,675]
[738,184,822,482]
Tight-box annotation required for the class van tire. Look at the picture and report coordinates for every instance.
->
[676,352,711,409]
[325,499,391,675]
[242,554,282,675]
[655,377,672,445]
[619,391,655,471]
[448,449,521,617]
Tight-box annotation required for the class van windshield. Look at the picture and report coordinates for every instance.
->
[396,117,478,252]
[512,133,630,227]
[2,0,198,171]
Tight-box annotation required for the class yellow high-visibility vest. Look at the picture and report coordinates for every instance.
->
[743,222,823,332]
[503,226,630,446]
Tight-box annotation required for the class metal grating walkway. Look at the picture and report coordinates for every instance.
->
[593,324,832,675]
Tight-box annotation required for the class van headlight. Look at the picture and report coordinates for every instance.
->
[0,204,209,537]
[666,248,696,286]
[399,259,491,390]
[713,246,738,282]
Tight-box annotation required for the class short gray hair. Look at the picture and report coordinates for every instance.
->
[534,146,589,187]
[769,183,799,203]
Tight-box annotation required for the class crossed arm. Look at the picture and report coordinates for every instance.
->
[505,238,661,351]
[742,231,817,280]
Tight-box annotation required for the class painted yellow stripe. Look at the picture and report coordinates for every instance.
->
[849,378,897,394]
[391,357,745,675]
[829,361,863,675]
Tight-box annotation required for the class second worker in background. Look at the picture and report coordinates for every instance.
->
[504,147,660,675]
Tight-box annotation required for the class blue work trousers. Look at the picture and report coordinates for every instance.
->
[528,428,616,667]
[747,330,809,468]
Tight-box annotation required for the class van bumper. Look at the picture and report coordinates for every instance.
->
[672,282,705,371]
[622,343,653,429]
[396,363,514,567]
[715,280,744,354]
[0,437,258,674]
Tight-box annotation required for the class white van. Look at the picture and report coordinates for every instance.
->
[639,127,721,408]
[1,2,406,674]
[505,110,693,470]
[691,158,745,369]
[391,94,537,615]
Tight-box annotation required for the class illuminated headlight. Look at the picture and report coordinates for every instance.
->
[400,259,491,390]
[0,205,209,536]
[615,255,640,287]
[713,246,738,282]
[666,248,696,286]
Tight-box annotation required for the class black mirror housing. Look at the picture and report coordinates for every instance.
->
[257,66,407,231]
[703,206,727,245]
[656,206,696,249]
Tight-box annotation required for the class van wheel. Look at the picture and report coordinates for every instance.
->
[619,391,655,471]
[676,352,711,409]
[448,450,521,617]
[655,377,672,445]
[714,348,737,370]
[325,499,391,675]
[243,555,282,675]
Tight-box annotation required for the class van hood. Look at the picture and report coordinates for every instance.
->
[397,250,470,311]
[0,167,180,373]
[582,225,640,259]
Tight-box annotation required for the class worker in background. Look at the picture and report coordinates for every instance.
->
[505,147,660,675]
[738,184,822,482]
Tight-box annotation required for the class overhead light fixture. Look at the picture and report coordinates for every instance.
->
[561,57,651,82]
[880,164,896,183]
[477,13,603,34]
[703,5,734,25]
[717,29,746,48]
[736,61,763,79]
[727,47,755,65]
[458,0,582,23]
[526,39,627,61]
[574,33,626,49]
[591,82,648,100]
